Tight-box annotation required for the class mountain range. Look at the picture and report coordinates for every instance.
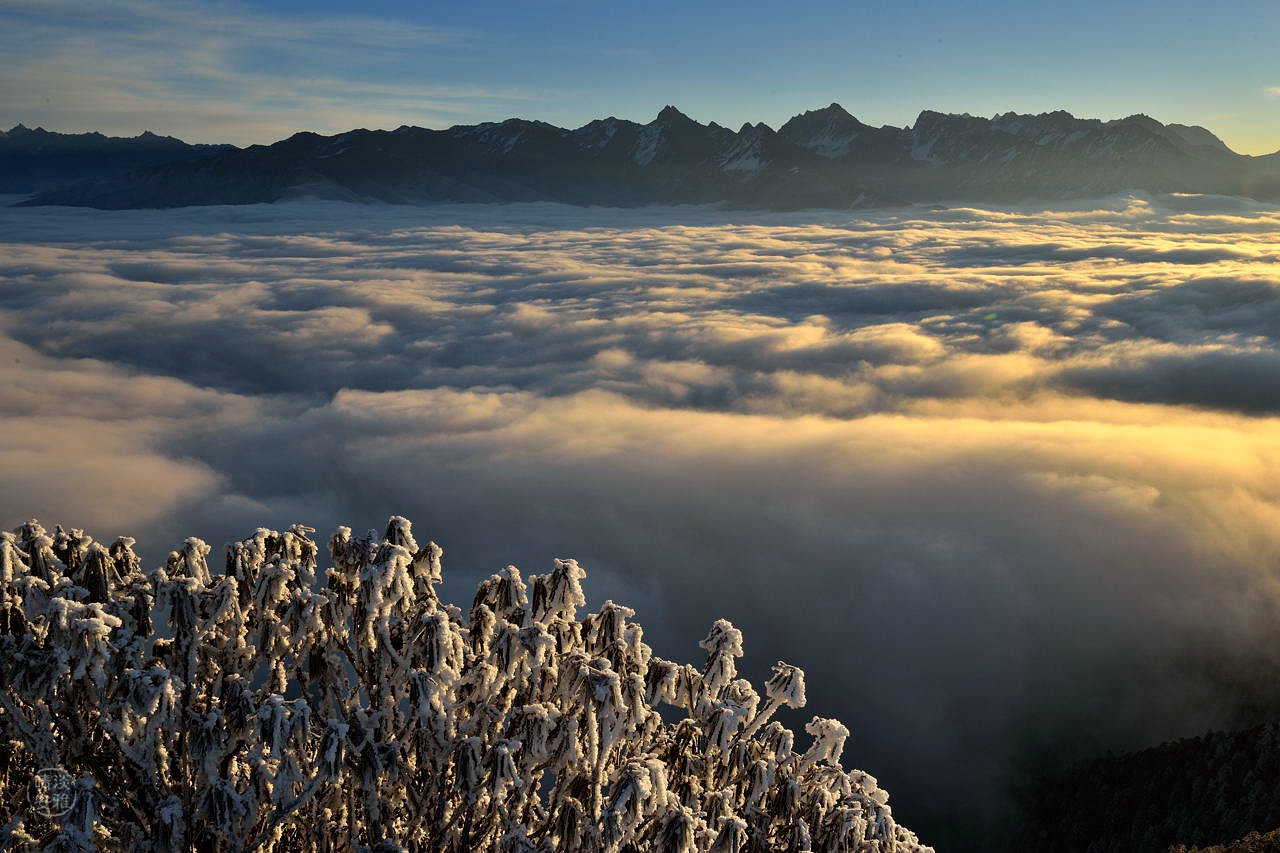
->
[10,105,1280,210]
[0,124,232,194]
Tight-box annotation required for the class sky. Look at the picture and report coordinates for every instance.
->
[5,193,1280,849]
[1,0,1279,154]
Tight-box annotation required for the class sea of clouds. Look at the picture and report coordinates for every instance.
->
[3,193,1280,846]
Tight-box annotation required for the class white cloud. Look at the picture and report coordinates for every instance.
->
[5,194,1280,839]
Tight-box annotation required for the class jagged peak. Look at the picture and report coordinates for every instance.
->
[782,103,863,128]
[914,109,977,124]
[777,105,873,159]
[281,130,325,144]
[1110,113,1164,131]
[654,105,694,124]
[6,123,48,135]
[810,102,856,120]
[574,115,622,128]
[992,109,1078,123]
[469,117,551,133]
[501,116,560,130]
[911,110,982,134]
[569,115,636,150]
[988,110,1098,138]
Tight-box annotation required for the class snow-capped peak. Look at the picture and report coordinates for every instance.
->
[778,103,868,159]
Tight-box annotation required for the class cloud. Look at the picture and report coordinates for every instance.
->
[0,323,237,533]
[0,0,544,143]
[5,194,1280,848]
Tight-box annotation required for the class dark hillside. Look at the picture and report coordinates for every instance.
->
[1015,721,1280,853]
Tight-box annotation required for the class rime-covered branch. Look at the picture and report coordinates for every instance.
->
[0,516,932,852]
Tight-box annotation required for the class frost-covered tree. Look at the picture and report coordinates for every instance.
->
[0,516,933,852]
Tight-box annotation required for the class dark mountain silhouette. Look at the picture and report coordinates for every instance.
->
[12,105,1280,209]
[0,125,234,194]
[1012,720,1280,853]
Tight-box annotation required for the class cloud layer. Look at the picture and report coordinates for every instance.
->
[4,193,1280,847]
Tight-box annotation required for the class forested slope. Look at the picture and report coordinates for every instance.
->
[1017,722,1280,853]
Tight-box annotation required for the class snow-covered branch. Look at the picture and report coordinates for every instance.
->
[0,517,932,852]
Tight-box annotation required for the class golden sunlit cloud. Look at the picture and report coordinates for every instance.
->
[5,194,1280,838]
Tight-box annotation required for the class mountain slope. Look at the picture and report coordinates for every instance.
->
[16,106,1280,210]
[1014,720,1280,853]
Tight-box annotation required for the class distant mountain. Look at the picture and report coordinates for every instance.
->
[14,106,1280,210]
[1012,720,1280,853]
[0,125,234,194]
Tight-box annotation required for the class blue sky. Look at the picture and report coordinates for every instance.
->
[2,0,1278,153]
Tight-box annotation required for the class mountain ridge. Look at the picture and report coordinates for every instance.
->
[12,105,1280,210]
[0,124,233,194]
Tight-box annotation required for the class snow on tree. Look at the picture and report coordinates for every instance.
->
[0,516,933,852]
